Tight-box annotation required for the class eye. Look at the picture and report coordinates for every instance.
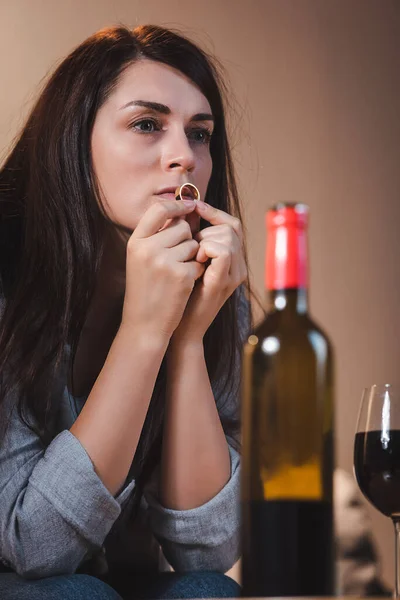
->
[188,128,213,144]
[130,118,161,133]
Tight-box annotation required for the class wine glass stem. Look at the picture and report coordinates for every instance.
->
[394,520,400,598]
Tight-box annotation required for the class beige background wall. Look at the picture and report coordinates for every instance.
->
[1,0,399,589]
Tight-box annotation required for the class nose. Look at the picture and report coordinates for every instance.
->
[161,128,195,174]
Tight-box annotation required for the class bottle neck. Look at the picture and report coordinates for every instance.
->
[266,209,309,314]
[267,288,309,314]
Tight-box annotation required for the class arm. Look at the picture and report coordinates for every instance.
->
[157,202,249,510]
[69,199,205,497]
[0,200,203,578]
[0,328,167,579]
[160,338,231,511]
[137,185,250,570]
[70,326,168,496]
[143,286,250,573]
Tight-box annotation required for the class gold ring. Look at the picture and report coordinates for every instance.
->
[175,183,200,202]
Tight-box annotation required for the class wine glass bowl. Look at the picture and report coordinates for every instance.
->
[354,384,400,596]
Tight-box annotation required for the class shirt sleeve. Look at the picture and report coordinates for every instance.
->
[143,285,251,573]
[0,392,134,579]
[144,444,241,574]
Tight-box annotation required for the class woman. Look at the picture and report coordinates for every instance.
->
[0,24,252,600]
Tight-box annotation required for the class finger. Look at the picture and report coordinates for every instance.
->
[134,200,196,239]
[194,225,241,251]
[193,261,206,281]
[155,218,192,248]
[195,228,247,286]
[179,260,206,282]
[194,225,226,241]
[168,239,200,262]
[195,202,243,243]
[196,239,231,265]
[196,240,231,278]
[157,216,176,233]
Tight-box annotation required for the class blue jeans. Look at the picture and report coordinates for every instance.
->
[0,570,241,600]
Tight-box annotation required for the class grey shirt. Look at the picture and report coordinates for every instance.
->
[0,288,250,580]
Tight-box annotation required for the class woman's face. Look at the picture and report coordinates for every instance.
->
[91,58,214,234]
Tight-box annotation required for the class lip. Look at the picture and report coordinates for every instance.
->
[156,185,196,200]
[156,192,181,201]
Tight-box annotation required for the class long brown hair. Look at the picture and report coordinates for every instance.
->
[0,24,254,516]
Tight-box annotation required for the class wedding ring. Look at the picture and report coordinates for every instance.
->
[175,183,200,202]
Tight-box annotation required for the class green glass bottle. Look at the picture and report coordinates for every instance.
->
[241,203,335,597]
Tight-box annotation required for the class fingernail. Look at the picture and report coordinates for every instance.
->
[182,199,195,207]
[197,200,208,210]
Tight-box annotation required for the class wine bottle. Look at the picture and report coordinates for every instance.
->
[241,202,335,597]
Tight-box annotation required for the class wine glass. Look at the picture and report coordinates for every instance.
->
[354,384,400,597]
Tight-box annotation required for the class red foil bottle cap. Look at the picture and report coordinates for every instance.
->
[266,203,309,290]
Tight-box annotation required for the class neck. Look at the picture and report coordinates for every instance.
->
[268,288,308,314]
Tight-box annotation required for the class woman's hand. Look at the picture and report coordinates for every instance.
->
[120,200,205,342]
[171,201,247,344]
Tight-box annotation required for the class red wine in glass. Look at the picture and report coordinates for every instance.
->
[355,430,400,517]
[354,384,400,597]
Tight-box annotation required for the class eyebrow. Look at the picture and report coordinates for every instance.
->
[120,100,214,122]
